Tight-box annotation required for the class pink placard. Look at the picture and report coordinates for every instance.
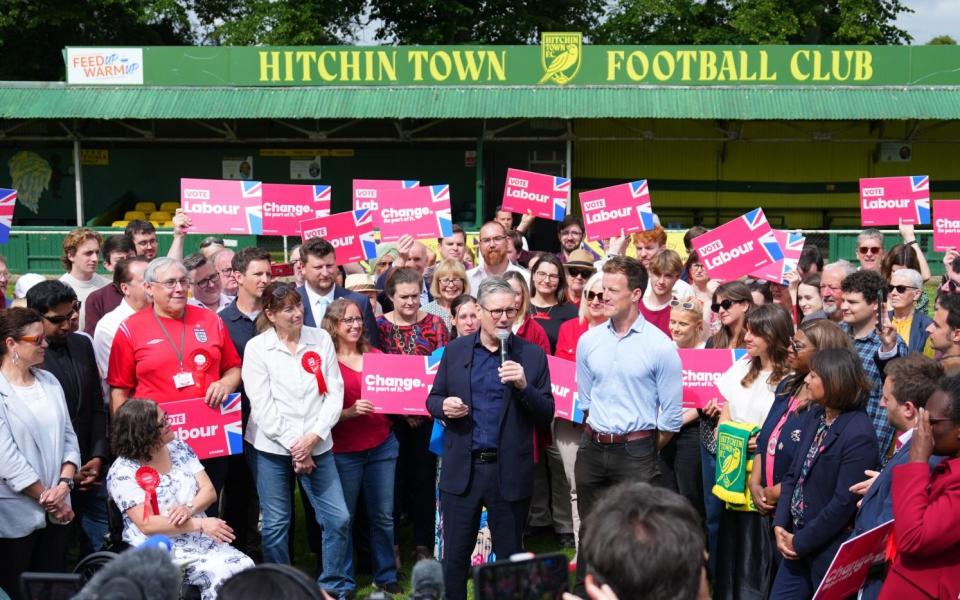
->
[579,180,656,242]
[163,393,243,460]
[933,200,960,251]
[0,188,15,244]
[352,179,418,228]
[501,168,570,222]
[261,183,331,236]
[749,230,805,285]
[692,208,783,281]
[378,185,453,243]
[362,349,444,416]
[679,349,747,409]
[181,178,263,235]
[299,209,377,263]
[812,520,894,600]
[547,355,584,423]
[859,175,930,226]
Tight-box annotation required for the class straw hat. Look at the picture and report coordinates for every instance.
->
[563,249,597,273]
[345,273,378,293]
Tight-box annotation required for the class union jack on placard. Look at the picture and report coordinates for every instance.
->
[220,393,244,455]
[781,231,806,280]
[915,198,931,225]
[911,175,929,193]
[402,180,419,189]
[354,208,373,227]
[426,347,445,375]
[241,180,262,198]
[743,208,769,232]
[429,185,450,203]
[629,180,649,199]
[313,185,331,204]
[0,188,16,244]
[553,176,571,193]
[758,230,785,263]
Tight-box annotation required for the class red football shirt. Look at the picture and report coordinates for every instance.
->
[107,305,242,404]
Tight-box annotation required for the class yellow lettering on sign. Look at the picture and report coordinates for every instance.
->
[790,50,810,81]
[295,51,315,82]
[606,51,625,81]
[80,149,109,166]
[452,51,484,80]
[738,50,757,81]
[283,51,294,82]
[812,51,830,81]
[854,50,873,81]
[340,51,361,81]
[377,50,398,81]
[430,51,452,81]
[759,50,777,81]
[699,51,718,81]
[627,51,649,81]
[259,51,281,82]
[676,50,696,81]
[409,51,428,81]
[487,51,506,80]
[718,50,737,81]
[652,50,675,80]
[318,50,337,82]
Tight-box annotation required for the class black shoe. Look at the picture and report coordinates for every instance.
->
[558,533,576,548]
[375,581,405,596]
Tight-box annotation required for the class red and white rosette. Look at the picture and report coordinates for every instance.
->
[302,351,327,395]
[136,466,161,520]
[190,348,212,391]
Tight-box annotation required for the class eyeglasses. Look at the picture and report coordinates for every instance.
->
[479,235,507,246]
[670,299,700,311]
[340,316,363,325]
[482,306,519,320]
[17,333,46,345]
[585,290,604,302]
[41,301,82,325]
[218,267,234,276]
[858,246,882,255]
[790,338,809,353]
[711,299,737,313]
[155,278,190,290]
[534,272,560,281]
[887,284,918,295]
[438,277,463,287]
[567,268,593,279]
[194,273,220,288]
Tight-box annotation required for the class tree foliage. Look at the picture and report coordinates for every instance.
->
[190,0,365,45]
[927,35,957,45]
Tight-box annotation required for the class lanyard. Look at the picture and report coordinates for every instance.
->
[152,309,187,370]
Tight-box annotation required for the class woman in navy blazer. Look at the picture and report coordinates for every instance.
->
[771,348,880,598]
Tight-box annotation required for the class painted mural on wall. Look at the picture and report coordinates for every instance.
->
[8,151,53,213]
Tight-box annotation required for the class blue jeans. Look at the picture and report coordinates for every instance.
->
[251,448,354,596]
[334,433,399,586]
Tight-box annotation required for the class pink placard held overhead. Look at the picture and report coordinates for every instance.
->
[181,178,263,235]
[352,179,418,228]
[162,394,243,460]
[501,168,570,222]
[261,183,331,236]
[361,349,444,416]
[932,200,960,251]
[0,188,15,244]
[749,230,805,285]
[378,185,454,242]
[692,208,783,281]
[546,355,584,423]
[299,209,377,263]
[679,349,747,409]
[859,175,930,226]
[578,180,656,242]
[812,520,894,600]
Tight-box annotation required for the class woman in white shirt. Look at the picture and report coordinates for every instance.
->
[241,282,352,599]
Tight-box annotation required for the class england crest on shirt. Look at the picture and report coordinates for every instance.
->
[194,325,207,343]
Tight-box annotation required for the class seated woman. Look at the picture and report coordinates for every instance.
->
[106,399,253,600]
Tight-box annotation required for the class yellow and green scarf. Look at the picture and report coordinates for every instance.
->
[713,421,760,510]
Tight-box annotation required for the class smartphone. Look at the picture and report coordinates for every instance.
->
[472,553,570,600]
[876,287,886,334]
[271,263,295,277]
[20,572,84,600]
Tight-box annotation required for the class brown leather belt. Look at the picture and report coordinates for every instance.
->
[585,425,654,444]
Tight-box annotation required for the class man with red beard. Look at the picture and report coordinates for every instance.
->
[466,221,530,293]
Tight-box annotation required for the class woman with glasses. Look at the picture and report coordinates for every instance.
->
[375,267,448,563]
[561,251,596,306]
[714,304,793,599]
[450,294,480,339]
[529,254,578,354]
[887,268,933,356]
[422,259,470,330]
[0,308,81,600]
[242,282,353,598]
[771,348,879,597]
[107,399,253,600]
[107,257,241,503]
[322,298,402,596]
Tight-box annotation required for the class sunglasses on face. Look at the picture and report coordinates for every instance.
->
[858,246,882,255]
[17,333,46,345]
[585,290,604,302]
[42,301,82,325]
[567,268,593,279]
[711,299,737,313]
[887,284,918,295]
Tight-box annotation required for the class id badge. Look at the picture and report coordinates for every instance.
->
[173,371,195,389]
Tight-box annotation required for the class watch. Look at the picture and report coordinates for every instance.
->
[186,502,195,512]
[58,477,75,491]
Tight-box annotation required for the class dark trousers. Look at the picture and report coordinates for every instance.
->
[0,523,72,600]
[395,419,438,548]
[221,449,260,557]
[574,435,659,591]
[659,424,704,519]
[441,461,529,600]
[200,456,229,518]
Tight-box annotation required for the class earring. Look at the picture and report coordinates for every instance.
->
[12,350,20,366]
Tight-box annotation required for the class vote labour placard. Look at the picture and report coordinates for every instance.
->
[352,179,418,228]
[162,393,243,460]
[859,175,930,226]
[578,180,656,242]
[362,348,444,416]
[181,178,263,235]
[501,168,570,222]
[678,349,747,409]
[749,230,805,285]
[299,209,377,263]
[812,520,894,600]
[692,208,783,281]
[378,185,454,243]
[932,200,960,251]
[261,183,331,236]
[547,355,584,423]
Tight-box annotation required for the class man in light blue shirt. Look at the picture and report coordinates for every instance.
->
[573,255,683,591]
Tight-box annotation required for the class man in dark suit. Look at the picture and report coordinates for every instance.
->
[27,280,109,556]
[298,237,378,347]
[850,354,943,599]
[426,277,554,600]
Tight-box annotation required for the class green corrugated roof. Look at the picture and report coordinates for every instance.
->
[1,83,958,120]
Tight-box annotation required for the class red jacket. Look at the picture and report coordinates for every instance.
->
[878,457,960,599]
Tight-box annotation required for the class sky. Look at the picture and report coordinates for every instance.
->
[897,0,960,43]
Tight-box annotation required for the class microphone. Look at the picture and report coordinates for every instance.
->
[496,329,510,365]
[409,558,444,600]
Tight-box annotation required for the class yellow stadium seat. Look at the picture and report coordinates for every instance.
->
[124,211,147,221]
[150,221,162,227]
[111,220,129,228]
[160,221,174,228]
[159,202,180,213]
[134,202,157,213]
[149,211,171,222]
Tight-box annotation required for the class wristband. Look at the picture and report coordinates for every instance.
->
[906,239,918,246]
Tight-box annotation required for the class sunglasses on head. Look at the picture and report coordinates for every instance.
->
[858,246,882,255]
[887,284,917,295]
[711,299,737,313]
[585,290,604,302]
[670,298,699,311]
